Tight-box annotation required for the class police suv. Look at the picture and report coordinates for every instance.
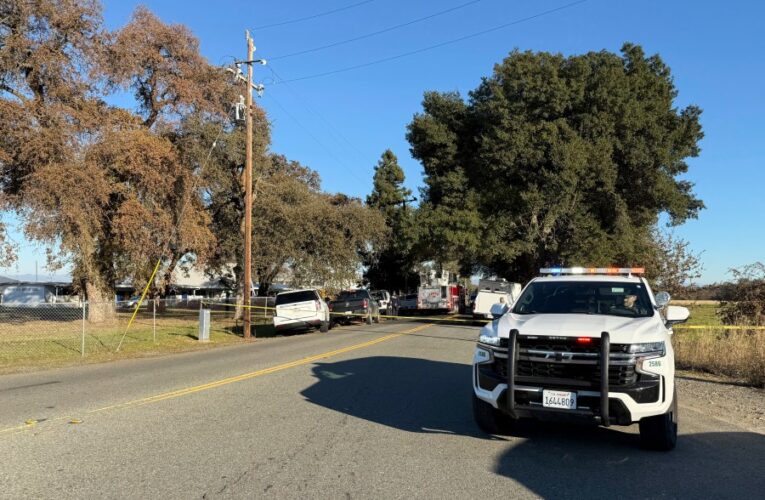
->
[472,267,690,450]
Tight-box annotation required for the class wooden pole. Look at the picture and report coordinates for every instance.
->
[243,31,254,340]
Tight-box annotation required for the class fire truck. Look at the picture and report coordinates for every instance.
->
[417,270,462,314]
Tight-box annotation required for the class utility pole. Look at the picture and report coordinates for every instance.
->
[243,31,254,340]
[228,31,265,340]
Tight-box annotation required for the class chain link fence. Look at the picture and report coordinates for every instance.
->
[0,298,245,372]
[205,297,277,336]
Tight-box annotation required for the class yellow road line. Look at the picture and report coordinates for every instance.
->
[0,422,36,435]
[0,323,432,436]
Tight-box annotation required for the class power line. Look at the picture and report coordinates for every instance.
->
[270,0,485,61]
[275,0,588,84]
[253,0,375,31]
[263,92,369,185]
[267,64,367,162]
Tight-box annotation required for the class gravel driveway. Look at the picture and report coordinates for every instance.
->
[677,372,765,433]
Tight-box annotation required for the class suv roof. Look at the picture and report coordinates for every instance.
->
[276,288,317,295]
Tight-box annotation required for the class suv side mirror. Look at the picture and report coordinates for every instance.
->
[665,305,689,328]
[490,303,507,319]
[655,291,671,308]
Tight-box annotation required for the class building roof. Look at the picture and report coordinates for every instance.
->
[0,275,72,287]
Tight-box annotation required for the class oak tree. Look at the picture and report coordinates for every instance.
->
[408,45,704,282]
[0,2,221,318]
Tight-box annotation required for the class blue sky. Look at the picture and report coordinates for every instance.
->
[3,0,763,284]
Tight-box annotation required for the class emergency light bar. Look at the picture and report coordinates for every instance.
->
[540,267,645,276]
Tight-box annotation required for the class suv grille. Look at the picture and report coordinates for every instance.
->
[516,361,636,386]
[488,335,638,388]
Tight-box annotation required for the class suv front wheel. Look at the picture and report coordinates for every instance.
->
[472,393,515,435]
[639,387,678,451]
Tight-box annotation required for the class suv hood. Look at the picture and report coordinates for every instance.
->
[491,312,664,344]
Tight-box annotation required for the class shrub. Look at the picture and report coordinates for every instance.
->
[718,263,765,326]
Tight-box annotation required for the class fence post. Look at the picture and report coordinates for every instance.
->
[153,299,157,344]
[81,301,86,357]
[198,308,210,342]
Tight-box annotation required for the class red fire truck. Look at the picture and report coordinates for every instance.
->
[417,270,462,314]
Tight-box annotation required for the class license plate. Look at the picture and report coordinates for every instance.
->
[542,390,577,410]
[343,311,352,315]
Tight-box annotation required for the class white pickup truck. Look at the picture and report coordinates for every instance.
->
[472,267,689,450]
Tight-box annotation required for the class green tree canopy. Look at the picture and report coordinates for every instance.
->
[407,44,704,282]
[364,150,418,292]
[367,150,411,219]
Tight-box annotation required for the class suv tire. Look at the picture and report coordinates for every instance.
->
[319,321,329,333]
[639,387,678,451]
[473,394,514,435]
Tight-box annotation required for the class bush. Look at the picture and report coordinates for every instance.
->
[718,263,765,326]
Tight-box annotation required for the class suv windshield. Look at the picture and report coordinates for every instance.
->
[276,290,318,305]
[512,281,654,318]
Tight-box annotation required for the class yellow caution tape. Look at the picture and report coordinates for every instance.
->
[201,300,484,324]
[674,325,765,330]
[200,301,765,329]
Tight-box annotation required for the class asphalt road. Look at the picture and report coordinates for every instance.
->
[1,319,763,499]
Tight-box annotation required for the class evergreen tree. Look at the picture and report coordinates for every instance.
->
[407,44,704,282]
[364,150,418,291]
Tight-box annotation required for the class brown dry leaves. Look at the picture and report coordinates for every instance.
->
[0,1,222,297]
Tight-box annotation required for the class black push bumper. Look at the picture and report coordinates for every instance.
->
[504,330,619,426]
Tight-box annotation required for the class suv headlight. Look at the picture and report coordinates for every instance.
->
[478,333,502,346]
[630,342,666,375]
[628,342,666,356]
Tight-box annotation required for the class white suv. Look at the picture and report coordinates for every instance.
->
[371,290,391,315]
[472,268,689,450]
[273,289,331,333]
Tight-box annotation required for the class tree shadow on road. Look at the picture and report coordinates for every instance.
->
[301,356,501,440]
[494,423,765,498]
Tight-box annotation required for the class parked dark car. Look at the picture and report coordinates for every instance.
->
[328,289,380,326]
[397,293,419,312]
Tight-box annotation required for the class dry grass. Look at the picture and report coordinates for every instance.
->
[673,329,765,387]
[672,302,764,387]
[0,309,274,374]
